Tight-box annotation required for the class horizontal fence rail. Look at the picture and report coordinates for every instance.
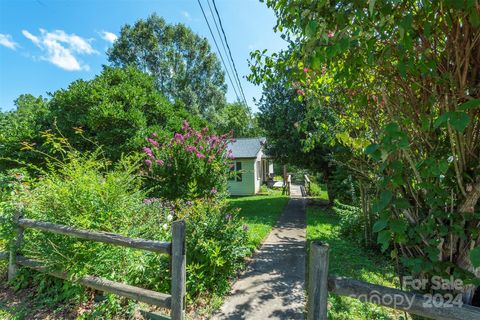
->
[328,276,480,320]
[308,241,480,320]
[18,255,172,308]
[17,218,171,254]
[2,216,186,320]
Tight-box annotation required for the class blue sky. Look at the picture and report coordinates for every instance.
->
[0,0,286,112]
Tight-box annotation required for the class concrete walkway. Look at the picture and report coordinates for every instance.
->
[212,185,306,319]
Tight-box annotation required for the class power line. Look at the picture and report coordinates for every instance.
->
[197,0,241,103]
[211,0,249,108]
[206,0,244,105]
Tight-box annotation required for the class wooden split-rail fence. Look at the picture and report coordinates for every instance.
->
[307,241,480,320]
[0,215,186,320]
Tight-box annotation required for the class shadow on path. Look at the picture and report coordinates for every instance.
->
[212,189,306,320]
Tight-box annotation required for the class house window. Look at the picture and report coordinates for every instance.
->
[228,162,235,181]
[236,162,242,181]
[228,162,243,182]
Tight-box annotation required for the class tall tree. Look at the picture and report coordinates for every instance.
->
[0,94,49,171]
[0,67,205,168]
[48,66,204,161]
[108,14,227,119]
[254,0,480,304]
[257,75,339,202]
[215,102,262,138]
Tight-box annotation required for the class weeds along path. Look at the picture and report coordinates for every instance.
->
[307,205,404,320]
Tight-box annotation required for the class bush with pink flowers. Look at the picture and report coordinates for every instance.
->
[143,121,234,200]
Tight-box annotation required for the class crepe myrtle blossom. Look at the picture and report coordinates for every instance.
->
[142,120,234,199]
[143,147,154,158]
[327,31,335,38]
[148,138,159,147]
[181,120,190,131]
[143,197,160,205]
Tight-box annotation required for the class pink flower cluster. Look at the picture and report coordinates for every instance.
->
[142,120,234,168]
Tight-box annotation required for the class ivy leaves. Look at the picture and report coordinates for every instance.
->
[434,111,470,133]
[371,190,410,252]
[471,247,480,268]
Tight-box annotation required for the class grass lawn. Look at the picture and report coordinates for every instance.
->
[307,206,406,320]
[227,189,289,249]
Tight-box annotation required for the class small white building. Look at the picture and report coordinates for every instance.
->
[227,137,274,196]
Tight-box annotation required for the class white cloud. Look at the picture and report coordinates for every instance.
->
[22,30,40,45]
[99,31,117,43]
[181,11,191,20]
[22,28,97,71]
[0,33,19,50]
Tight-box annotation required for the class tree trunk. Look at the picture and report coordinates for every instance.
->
[455,180,480,305]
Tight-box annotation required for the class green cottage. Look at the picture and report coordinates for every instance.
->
[227,137,274,195]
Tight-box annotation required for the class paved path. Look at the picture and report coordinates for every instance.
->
[212,185,306,319]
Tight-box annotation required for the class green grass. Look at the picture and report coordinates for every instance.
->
[307,206,406,320]
[228,189,289,249]
[308,181,329,200]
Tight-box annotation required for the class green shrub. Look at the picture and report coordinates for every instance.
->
[4,150,171,291]
[308,181,328,200]
[1,138,249,311]
[177,200,249,298]
[143,121,233,200]
[333,200,364,244]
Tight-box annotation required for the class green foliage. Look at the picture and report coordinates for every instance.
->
[48,66,203,161]
[215,102,262,138]
[0,94,49,171]
[143,121,233,200]
[308,181,328,200]
[0,67,205,169]
[1,137,250,311]
[108,14,227,120]
[255,75,343,203]
[252,0,480,300]
[177,200,249,298]
[471,247,480,268]
[307,207,400,319]
[6,149,171,290]
[333,200,375,247]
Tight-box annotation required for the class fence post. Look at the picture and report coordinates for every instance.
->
[8,211,24,281]
[307,241,330,320]
[171,220,186,320]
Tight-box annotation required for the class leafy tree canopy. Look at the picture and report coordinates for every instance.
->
[108,14,227,120]
[251,0,480,302]
[216,102,262,138]
[0,94,49,171]
[0,66,205,168]
[48,66,205,161]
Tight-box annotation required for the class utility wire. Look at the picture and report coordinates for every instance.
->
[206,0,244,104]
[211,0,249,108]
[197,0,241,103]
